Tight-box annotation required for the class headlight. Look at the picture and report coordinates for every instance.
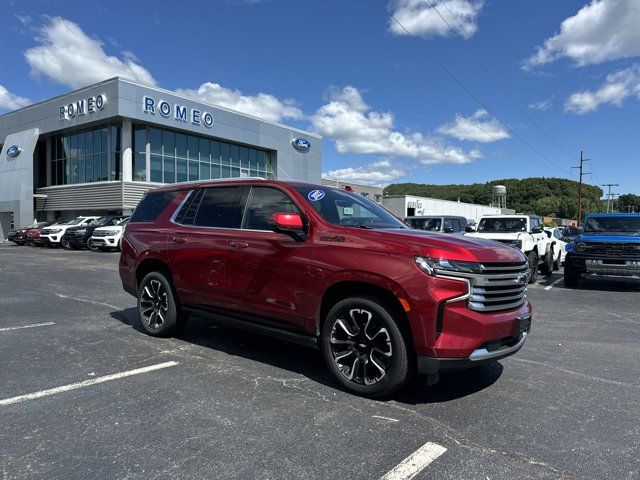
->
[415,256,482,276]
[49,228,62,233]
[575,242,586,252]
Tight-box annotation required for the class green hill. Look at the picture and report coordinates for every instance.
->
[383,178,604,219]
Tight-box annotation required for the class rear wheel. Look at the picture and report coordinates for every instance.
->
[137,271,188,337]
[553,250,560,271]
[526,251,539,284]
[540,248,553,276]
[321,296,411,398]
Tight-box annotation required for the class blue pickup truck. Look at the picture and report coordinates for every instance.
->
[564,213,640,287]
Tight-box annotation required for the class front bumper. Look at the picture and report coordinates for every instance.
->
[62,233,89,247]
[418,332,528,375]
[569,254,640,276]
[89,236,119,247]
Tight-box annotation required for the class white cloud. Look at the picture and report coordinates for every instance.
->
[175,82,303,123]
[436,109,510,142]
[388,0,484,39]
[24,17,156,89]
[528,99,552,111]
[312,86,481,165]
[565,65,640,114]
[0,85,31,110]
[323,160,406,187]
[523,0,640,70]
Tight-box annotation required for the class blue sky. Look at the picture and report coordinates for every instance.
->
[1,0,639,194]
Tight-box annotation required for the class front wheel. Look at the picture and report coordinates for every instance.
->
[564,260,581,288]
[137,271,188,337]
[321,297,412,398]
[526,251,539,284]
[540,248,553,276]
[60,238,71,249]
[87,239,99,251]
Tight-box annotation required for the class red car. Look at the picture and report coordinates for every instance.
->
[25,222,56,246]
[120,180,532,397]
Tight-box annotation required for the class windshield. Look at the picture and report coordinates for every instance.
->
[478,217,527,233]
[65,217,87,226]
[584,216,640,233]
[117,218,130,226]
[294,186,406,229]
[90,217,110,227]
[407,218,442,231]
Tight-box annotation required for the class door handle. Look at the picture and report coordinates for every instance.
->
[230,241,249,249]
[171,236,187,244]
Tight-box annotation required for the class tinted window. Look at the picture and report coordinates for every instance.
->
[584,216,640,233]
[448,219,462,232]
[243,187,300,230]
[478,217,527,232]
[131,191,179,222]
[408,218,441,231]
[174,189,204,226]
[194,187,243,228]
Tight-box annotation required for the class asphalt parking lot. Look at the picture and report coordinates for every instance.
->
[1,244,639,480]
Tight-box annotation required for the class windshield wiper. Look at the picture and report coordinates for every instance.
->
[353,223,374,229]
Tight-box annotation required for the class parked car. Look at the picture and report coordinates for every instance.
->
[548,227,567,268]
[40,216,100,247]
[405,215,468,234]
[61,215,129,250]
[7,222,52,245]
[564,213,640,287]
[89,217,130,251]
[120,180,532,398]
[465,214,553,283]
[26,222,57,246]
[560,226,582,243]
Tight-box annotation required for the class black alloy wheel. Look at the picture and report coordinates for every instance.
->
[321,297,411,398]
[137,271,187,337]
[60,238,71,249]
[87,238,99,251]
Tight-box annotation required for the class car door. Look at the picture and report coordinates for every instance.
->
[224,185,315,329]
[167,186,247,308]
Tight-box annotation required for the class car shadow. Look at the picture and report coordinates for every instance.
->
[110,307,502,403]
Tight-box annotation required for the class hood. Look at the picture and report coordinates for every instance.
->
[465,231,523,241]
[577,232,640,243]
[374,228,526,263]
[94,225,123,232]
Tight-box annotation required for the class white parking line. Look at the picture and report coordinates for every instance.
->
[380,442,447,480]
[0,361,178,407]
[544,277,564,291]
[0,322,55,332]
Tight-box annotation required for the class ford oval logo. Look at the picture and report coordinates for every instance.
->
[6,145,22,158]
[291,137,310,152]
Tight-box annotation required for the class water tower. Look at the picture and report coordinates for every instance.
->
[492,185,507,209]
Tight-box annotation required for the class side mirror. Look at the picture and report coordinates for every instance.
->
[443,226,454,233]
[531,226,543,234]
[465,225,475,232]
[268,212,306,242]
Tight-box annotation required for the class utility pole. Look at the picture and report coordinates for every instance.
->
[602,183,620,213]
[572,151,591,225]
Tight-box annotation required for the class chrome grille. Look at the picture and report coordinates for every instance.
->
[93,230,115,237]
[467,262,529,312]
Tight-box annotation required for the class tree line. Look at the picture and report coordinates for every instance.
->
[383,177,629,220]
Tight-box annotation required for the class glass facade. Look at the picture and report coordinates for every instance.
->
[51,125,121,185]
[134,124,275,184]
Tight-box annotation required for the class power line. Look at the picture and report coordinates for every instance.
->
[311,0,572,176]
[381,0,571,175]
[433,0,577,163]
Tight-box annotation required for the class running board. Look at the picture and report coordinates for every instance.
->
[182,306,319,349]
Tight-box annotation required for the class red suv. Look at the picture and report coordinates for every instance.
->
[120,180,532,397]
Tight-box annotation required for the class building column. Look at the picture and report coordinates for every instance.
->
[122,119,133,182]
[45,137,52,186]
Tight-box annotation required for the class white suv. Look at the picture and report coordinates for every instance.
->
[89,217,129,251]
[40,216,100,247]
[465,215,553,283]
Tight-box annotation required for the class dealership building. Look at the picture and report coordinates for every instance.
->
[0,77,321,236]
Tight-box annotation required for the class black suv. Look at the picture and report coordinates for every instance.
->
[62,216,128,250]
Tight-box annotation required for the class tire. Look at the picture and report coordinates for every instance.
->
[87,239,99,251]
[540,248,553,276]
[553,253,560,271]
[564,259,581,288]
[526,251,539,284]
[137,271,187,337]
[321,296,412,398]
[60,238,71,249]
